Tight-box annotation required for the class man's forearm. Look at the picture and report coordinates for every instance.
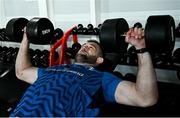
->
[136,52,158,105]
[15,34,32,78]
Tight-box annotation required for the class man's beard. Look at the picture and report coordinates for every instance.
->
[75,54,97,64]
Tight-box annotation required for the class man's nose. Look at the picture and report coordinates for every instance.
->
[82,45,90,51]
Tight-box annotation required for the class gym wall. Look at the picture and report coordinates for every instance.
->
[0,0,180,84]
[1,0,180,29]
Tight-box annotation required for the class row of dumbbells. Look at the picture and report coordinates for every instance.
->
[1,45,180,69]
[0,24,101,42]
[0,28,63,44]
[0,46,18,64]
[74,22,179,37]
[0,46,59,67]
[119,46,180,69]
[0,22,148,42]
[1,21,180,42]
[72,24,101,35]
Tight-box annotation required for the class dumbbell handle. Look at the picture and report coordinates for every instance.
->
[120,34,126,37]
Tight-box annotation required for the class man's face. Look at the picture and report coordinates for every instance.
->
[75,42,102,65]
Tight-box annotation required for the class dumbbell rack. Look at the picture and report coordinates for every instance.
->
[72,24,100,35]
[115,47,180,84]
[1,24,180,73]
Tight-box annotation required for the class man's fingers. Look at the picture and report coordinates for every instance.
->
[22,27,27,34]
[125,28,144,42]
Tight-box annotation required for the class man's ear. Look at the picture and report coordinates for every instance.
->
[96,57,104,64]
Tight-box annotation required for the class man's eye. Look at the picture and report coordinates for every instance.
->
[89,46,94,49]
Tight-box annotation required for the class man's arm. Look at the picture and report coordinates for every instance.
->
[15,31,38,84]
[114,28,158,107]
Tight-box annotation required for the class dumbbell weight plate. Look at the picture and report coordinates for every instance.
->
[26,17,54,44]
[172,48,180,64]
[145,15,175,54]
[6,18,29,42]
[173,48,180,58]
[177,70,180,80]
[175,23,180,37]
[99,18,129,53]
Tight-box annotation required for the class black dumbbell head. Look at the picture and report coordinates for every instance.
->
[66,43,81,59]
[87,24,93,30]
[133,22,142,28]
[173,48,180,58]
[77,24,83,29]
[145,15,175,55]
[172,48,180,64]
[26,17,54,45]
[99,18,129,53]
[72,43,81,53]
[51,28,64,44]
[53,28,63,39]
[175,23,180,37]
[6,18,29,42]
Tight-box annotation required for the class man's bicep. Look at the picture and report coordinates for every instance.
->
[114,80,141,106]
[19,67,38,84]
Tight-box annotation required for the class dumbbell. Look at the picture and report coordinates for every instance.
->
[29,49,40,66]
[0,46,9,62]
[172,48,180,80]
[0,28,10,41]
[175,23,180,37]
[5,47,15,63]
[51,28,64,43]
[66,42,81,59]
[99,15,175,55]
[11,47,19,63]
[152,53,171,67]
[93,24,101,35]
[87,24,101,35]
[87,24,94,34]
[86,24,98,35]
[72,24,100,35]
[2,47,17,64]
[32,49,41,66]
[39,50,49,67]
[72,24,86,35]
[6,17,63,44]
[0,46,16,64]
[172,48,180,63]
[133,22,142,28]
[172,48,180,68]
[177,70,180,80]
[29,49,58,67]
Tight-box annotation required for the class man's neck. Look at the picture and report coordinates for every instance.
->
[74,62,95,67]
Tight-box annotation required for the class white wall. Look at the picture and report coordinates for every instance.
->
[0,0,180,84]
[1,0,180,29]
[52,0,180,30]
